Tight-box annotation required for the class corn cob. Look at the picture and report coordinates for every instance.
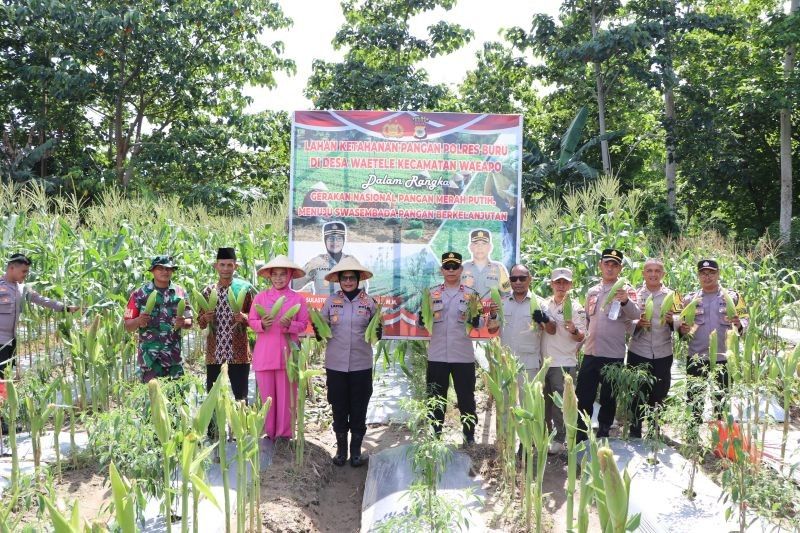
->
[723,290,737,320]
[679,298,700,326]
[465,294,482,334]
[644,294,654,322]
[529,292,541,313]
[227,287,244,314]
[602,278,627,310]
[562,373,578,437]
[562,293,573,322]
[420,288,433,333]
[658,290,675,326]
[308,307,332,339]
[255,304,268,318]
[193,289,210,312]
[143,290,158,314]
[282,303,301,320]
[269,296,286,319]
[364,301,384,345]
[207,289,218,311]
[709,329,718,372]
[147,380,171,446]
[490,287,504,325]
[174,299,186,330]
[598,447,630,533]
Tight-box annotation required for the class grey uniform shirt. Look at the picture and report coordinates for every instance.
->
[427,284,482,364]
[461,260,511,299]
[321,290,377,372]
[542,296,587,367]
[685,288,748,361]
[499,293,543,371]
[584,281,640,359]
[628,285,676,359]
[0,277,66,345]
[294,253,353,295]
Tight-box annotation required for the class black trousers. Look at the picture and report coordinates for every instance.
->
[426,361,476,439]
[326,368,373,435]
[576,355,621,440]
[686,356,729,420]
[627,352,673,432]
[206,363,251,402]
[0,338,17,378]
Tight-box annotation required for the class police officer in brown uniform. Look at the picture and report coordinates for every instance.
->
[319,257,380,467]
[421,252,484,445]
[576,248,640,440]
[0,253,78,412]
[678,259,747,418]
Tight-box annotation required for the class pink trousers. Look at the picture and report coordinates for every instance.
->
[255,369,296,438]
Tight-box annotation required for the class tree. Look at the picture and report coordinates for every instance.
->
[779,0,799,242]
[305,0,473,110]
[2,0,294,188]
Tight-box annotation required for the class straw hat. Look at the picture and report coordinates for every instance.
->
[324,256,373,282]
[257,255,306,279]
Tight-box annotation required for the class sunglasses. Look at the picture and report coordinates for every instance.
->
[339,275,358,281]
[509,275,528,282]
[442,264,461,271]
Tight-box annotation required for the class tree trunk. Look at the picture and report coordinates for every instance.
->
[115,37,129,187]
[779,0,799,243]
[664,86,677,210]
[590,5,612,175]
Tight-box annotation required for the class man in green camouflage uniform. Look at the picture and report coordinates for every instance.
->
[124,255,193,382]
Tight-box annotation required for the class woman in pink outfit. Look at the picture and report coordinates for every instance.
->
[248,255,309,439]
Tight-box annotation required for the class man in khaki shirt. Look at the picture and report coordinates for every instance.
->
[576,248,640,441]
[628,258,678,438]
[542,267,586,453]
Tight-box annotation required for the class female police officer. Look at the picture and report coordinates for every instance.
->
[319,257,380,467]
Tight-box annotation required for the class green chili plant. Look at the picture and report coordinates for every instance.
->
[600,363,655,439]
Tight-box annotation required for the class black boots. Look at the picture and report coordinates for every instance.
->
[333,432,348,466]
[349,432,367,467]
[596,423,611,438]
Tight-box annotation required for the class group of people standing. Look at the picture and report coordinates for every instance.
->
[123,248,378,467]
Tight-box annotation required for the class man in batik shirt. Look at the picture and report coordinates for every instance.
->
[124,255,193,382]
[197,247,255,402]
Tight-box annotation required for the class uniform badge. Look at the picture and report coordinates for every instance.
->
[332,298,343,304]
[432,290,441,299]
[434,311,441,321]
[332,314,339,324]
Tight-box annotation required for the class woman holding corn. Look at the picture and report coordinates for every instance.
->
[248,255,309,439]
[317,257,380,467]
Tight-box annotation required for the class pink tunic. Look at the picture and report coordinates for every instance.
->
[248,287,309,371]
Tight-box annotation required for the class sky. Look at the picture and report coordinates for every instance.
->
[245,0,562,113]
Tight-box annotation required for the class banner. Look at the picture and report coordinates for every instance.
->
[289,110,522,339]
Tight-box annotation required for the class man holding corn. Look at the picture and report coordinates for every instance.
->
[0,253,79,413]
[576,248,640,440]
[628,258,679,438]
[542,267,586,453]
[124,255,193,383]
[420,251,484,446]
[678,259,747,417]
[197,248,255,403]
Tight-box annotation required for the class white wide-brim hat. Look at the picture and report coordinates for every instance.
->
[324,256,373,282]
[257,255,306,279]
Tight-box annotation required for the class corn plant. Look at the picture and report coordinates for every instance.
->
[480,338,522,495]
[148,379,177,533]
[594,446,641,533]
[214,366,233,532]
[109,462,141,533]
[285,338,324,467]
[43,495,84,533]
[552,373,580,531]
[50,400,71,482]
[0,373,20,491]
[23,380,58,478]
[227,397,272,533]
[513,358,552,533]
[768,343,800,464]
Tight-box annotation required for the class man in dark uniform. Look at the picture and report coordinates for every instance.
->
[420,251,484,445]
